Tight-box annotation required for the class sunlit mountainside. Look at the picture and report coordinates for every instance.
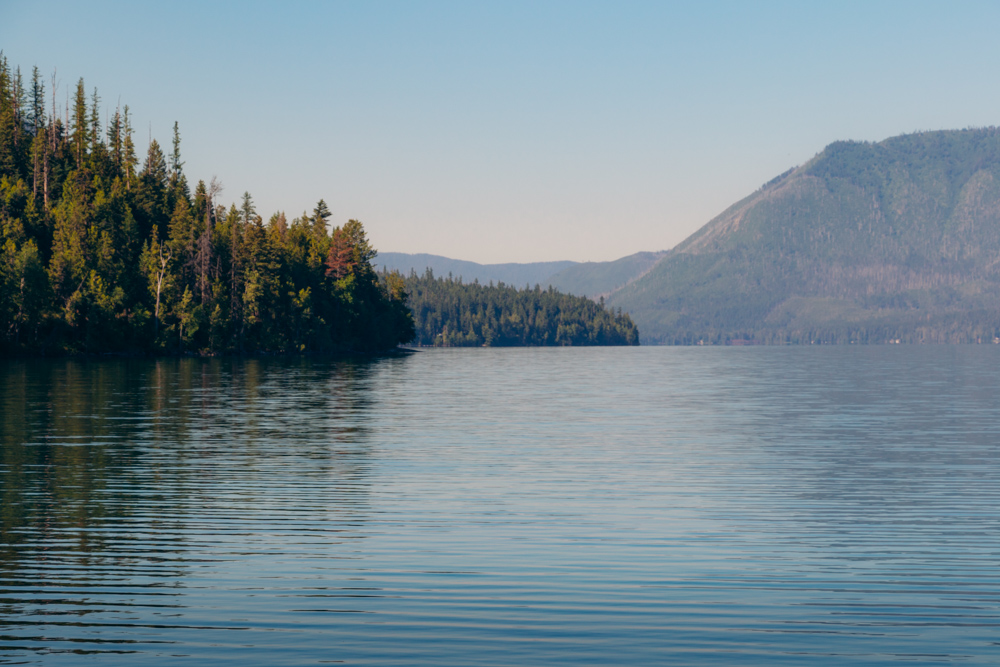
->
[609,128,1000,344]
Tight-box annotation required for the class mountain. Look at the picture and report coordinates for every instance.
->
[374,253,577,287]
[547,251,668,297]
[608,128,1000,344]
[375,251,667,296]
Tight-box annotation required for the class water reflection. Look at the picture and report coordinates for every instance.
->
[0,357,387,660]
[2,349,1000,664]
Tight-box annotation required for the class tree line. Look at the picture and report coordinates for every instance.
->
[403,270,639,346]
[0,57,414,355]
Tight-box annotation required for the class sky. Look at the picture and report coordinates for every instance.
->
[3,1,1000,263]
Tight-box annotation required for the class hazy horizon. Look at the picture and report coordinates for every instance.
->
[4,0,1000,263]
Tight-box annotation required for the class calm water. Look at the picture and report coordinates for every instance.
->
[2,347,1000,665]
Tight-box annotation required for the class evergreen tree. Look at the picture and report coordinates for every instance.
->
[169,121,188,202]
[0,54,16,177]
[71,78,88,167]
[0,59,416,356]
[135,138,169,240]
[401,271,639,347]
[28,66,44,135]
[89,87,101,154]
[121,105,137,189]
[108,107,122,172]
[312,198,331,239]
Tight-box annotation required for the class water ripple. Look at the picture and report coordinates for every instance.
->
[2,348,1000,664]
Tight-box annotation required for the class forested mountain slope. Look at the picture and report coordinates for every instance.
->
[609,128,1000,344]
[547,251,668,297]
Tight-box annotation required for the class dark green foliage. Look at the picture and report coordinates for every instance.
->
[404,271,639,346]
[611,127,1000,344]
[0,58,413,356]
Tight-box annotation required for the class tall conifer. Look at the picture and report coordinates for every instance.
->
[89,87,101,154]
[0,54,15,176]
[108,107,122,172]
[122,105,137,189]
[71,78,88,166]
[13,66,25,164]
[29,67,44,134]
[312,199,331,239]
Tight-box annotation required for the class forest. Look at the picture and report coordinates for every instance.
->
[0,58,644,355]
[404,271,639,346]
[0,57,414,356]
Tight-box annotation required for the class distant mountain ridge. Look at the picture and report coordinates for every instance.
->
[547,251,668,298]
[376,251,667,298]
[609,127,1000,344]
[375,253,577,288]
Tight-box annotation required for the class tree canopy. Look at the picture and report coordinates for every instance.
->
[403,270,639,346]
[0,57,413,355]
[0,57,641,354]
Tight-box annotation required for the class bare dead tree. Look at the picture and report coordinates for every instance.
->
[153,241,173,336]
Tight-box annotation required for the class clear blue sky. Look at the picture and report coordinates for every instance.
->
[3,1,1000,263]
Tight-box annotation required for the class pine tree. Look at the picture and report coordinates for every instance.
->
[12,66,27,176]
[122,105,137,189]
[71,78,88,166]
[191,180,214,305]
[170,121,183,180]
[241,191,257,227]
[108,107,122,172]
[0,54,15,176]
[135,139,169,241]
[89,87,101,155]
[169,121,188,201]
[312,198,331,239]
[28,67,45,199]
[143,138,167,182]
[29,67,44,135]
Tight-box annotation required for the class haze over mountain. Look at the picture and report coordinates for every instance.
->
[609,128,1000,344]
[547,252,668,298]
[376,251,666,298]
[375,253,576,289]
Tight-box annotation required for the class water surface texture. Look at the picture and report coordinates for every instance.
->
[2,347,1000,665]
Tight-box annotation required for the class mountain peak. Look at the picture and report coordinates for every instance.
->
[610,127,1000,344]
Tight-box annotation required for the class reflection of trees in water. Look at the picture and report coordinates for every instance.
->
[0,360,182,577]
[144,357,386,524]
[0,356,396,608]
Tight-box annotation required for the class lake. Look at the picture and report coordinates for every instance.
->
[2,347,1000,665]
